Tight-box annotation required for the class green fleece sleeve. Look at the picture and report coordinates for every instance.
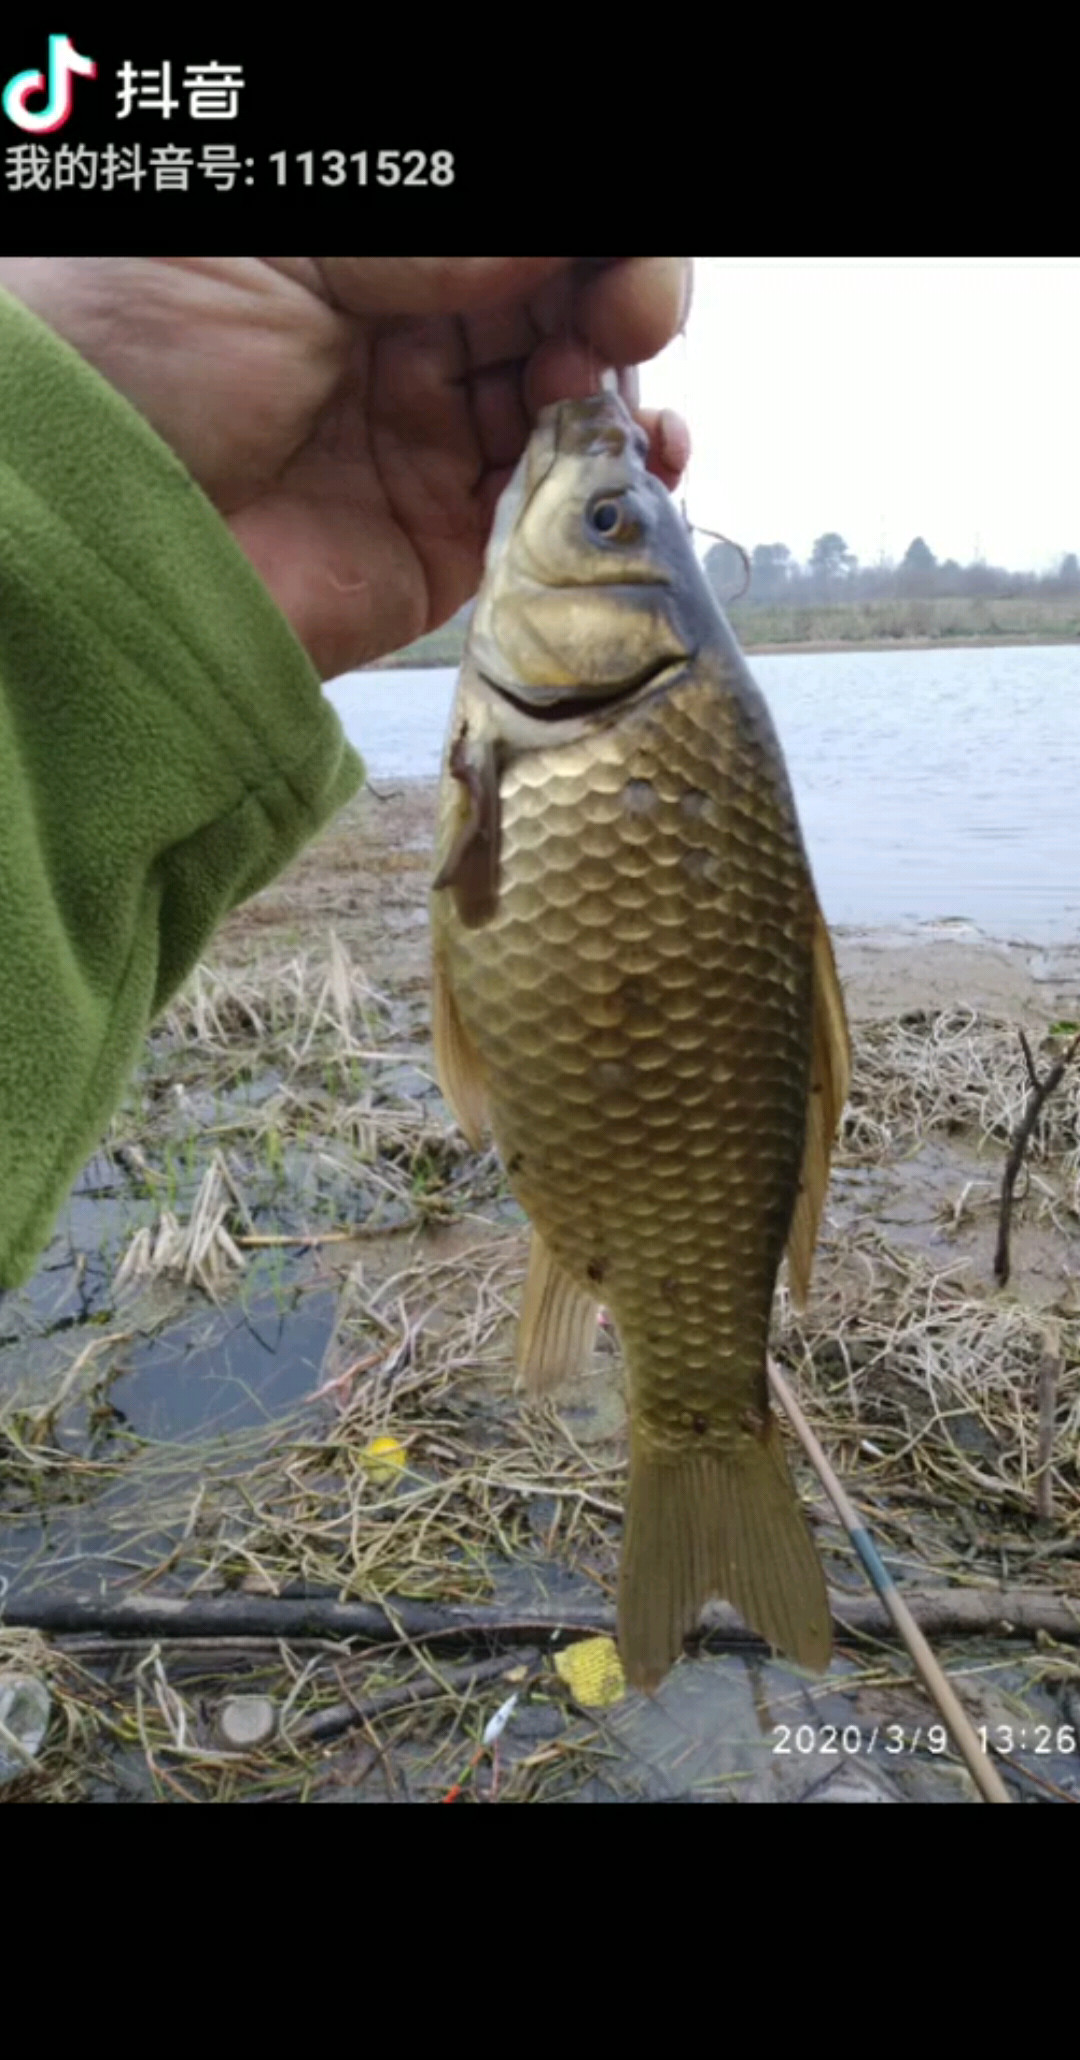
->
[0,287,364,1288]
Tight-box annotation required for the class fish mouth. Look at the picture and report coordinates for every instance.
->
[480,653,689,724]
[549,391,648,465]
[506,393,647,554]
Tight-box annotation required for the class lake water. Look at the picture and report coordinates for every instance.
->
[325,645,1080,943]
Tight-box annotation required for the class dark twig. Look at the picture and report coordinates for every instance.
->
[293,1650,538,1747]
[994,1029,1080,1285]
[1036,1354,1062,1523]
[6,1585,1080,1647]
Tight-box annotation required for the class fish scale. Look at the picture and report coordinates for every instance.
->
[439,671,812,1452]
[430,391,849,1687]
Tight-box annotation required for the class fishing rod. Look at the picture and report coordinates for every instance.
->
[767,1354,1011,1805]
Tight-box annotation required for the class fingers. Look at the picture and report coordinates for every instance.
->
[521,258,690,401]
[520,261,691,489]
[453,303,535,471]
[617,366,641,412]
[572,257,692,367]
[310,257,571,316]
[637,407,691,492]
[517,343,690,492]
[311,256,691,374]
[520,335,610,416]
[310,257,693,503]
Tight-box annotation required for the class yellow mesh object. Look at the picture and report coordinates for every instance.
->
[362,1435,407,1485]
[555,1637,626,1708]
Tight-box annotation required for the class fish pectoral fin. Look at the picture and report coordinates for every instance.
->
[431,948,488,1149]
[618,1414,832,1691]
[517,1230,599,1394]
[432,732,501,928]
[786,904,852,1309]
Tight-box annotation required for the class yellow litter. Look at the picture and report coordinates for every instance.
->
[362,1435,407,1486]
[554,1637,626,1709]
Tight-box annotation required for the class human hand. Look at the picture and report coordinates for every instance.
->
[0,256,691,678]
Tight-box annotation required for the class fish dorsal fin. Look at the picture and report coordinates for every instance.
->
[432,731,501,928]
[431,947,488,1149]
[786,904,851,1309]
[517,1229,599,1393]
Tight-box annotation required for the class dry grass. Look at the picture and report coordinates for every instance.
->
[839,1011,1080,1250]
[6,943,1080,1801]
[843,1009,1080,1165]
[729,595,1080,648]
[782,1237,1080,1555]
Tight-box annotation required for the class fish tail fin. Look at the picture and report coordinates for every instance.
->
[517,1230,599,1394]
[618,1414,831,1690]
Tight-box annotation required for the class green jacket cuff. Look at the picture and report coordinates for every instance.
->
[0,286,364,1285]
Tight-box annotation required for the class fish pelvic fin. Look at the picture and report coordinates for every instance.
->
[431,947,488,1149]
[786,904,852,1309]
[517,1230,599,1394]
[618,1413,831,1691]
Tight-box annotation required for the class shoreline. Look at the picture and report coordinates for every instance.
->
[370,631,1080,669]
[230,787,1080,1023]
[742,632,1080,656]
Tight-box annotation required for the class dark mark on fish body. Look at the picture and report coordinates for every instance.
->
[622,779,658,814]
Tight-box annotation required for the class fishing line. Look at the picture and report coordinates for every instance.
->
[678,319,692,532]
[676,319,751,602]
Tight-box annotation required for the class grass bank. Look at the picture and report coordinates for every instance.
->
[371,596,1080,669]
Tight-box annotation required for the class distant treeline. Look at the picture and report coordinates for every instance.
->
[706,534,1080,607]
[371,538,1080,670]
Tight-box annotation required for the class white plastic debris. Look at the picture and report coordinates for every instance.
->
[0,1675,51,1781]
[217,1695,276,1749]
[482,1693,519,1748]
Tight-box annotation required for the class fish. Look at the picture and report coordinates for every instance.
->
[429,391,850,1690]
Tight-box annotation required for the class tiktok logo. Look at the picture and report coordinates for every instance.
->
[2,35,96,133]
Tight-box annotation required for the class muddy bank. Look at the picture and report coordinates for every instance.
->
[227,781,1080,1024]
[2,783,1079,1804]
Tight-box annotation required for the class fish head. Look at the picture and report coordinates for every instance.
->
[470,393,711,714]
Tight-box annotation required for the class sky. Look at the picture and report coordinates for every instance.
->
[638,260,1080,575]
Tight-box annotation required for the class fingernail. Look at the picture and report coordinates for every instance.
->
[659,408,690,475]
[618,365,641,410]
[679,259,694,332]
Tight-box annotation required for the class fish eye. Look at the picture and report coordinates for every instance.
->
[586,494,640,544]
[589,497,622,536]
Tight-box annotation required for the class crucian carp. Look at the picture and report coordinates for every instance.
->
[430,391,849,1689]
